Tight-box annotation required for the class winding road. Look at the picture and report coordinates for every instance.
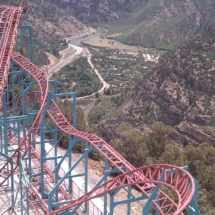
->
[48,44,82,76]
[48,28,109,99]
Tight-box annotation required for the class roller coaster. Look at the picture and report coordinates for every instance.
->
[0,1,200,214]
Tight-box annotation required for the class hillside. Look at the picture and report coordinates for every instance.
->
[106,0,215,49]
[114,30,215,146]
[52,0,215,50]
[87,31,215,213]
[87,30,215,147]
[51,0,141,23]
[2,0,87,65]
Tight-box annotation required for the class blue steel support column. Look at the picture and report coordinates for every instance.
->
[48,146,90,211]
[109,187,148,215]
[54,133,59,207]
[40,93,51,198]
[104,157,108,215]
[142,185,161,215]
[68,135,73,195]
[49,82,58,172]
[155,194,160,215]
[40,120,46,199]
[19,155,29,215]
[28,141,32,182]
[83,140,89,213]
[23,79,37,183]
[110,191,116,215]
[20,166,24,215]
[127,186,131,215]
[11,163,15,207]
[186,179,200,215]
[27,112,36,182]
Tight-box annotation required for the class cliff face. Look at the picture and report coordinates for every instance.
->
[119,31,215,146]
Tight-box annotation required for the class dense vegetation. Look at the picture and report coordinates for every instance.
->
[97,121,214,214]
[52,57,102,97]
[89,89,132,124]
[86,30,215,214]
[89,47,157,94]
[88,30,215,147]
[118,30,215,146]
[57,99,215,214]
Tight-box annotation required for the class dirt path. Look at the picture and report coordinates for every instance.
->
[75,48,110,100]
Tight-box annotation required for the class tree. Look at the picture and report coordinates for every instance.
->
[111,123,148,167]
[198,189,215,214]
[76,106,86,131]
[159,144,183,166]
[145,122,173,159]
[183,144,206,179]
[95,91,99,98]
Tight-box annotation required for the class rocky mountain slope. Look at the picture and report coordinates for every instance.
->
[118,31,215,146]
[51,0,140,23]
[52,0,215,50]
[2,0,87,65]
[108,0,215,49]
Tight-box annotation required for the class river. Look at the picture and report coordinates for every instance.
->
[71,27,104,46]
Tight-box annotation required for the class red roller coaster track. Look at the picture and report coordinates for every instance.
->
[0,1,195,214]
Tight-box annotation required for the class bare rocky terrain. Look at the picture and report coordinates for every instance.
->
[115,31,215,146]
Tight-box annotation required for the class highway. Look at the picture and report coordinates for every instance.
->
[48,44,83,76]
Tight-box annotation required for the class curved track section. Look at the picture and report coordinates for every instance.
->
[0,4,25,99]
[46,164,195,215]
[47,100,194,215]
[0,52,48,185]
[0,1,195,215]
[1,93,195,214]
